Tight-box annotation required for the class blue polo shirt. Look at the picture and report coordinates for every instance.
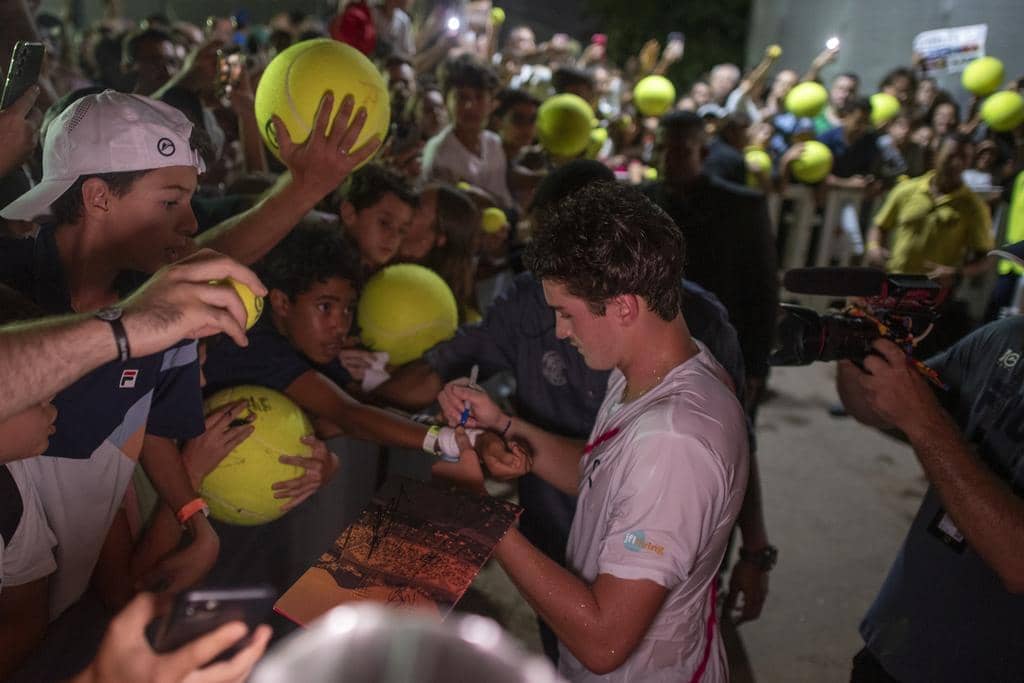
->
[202,313,353,397]
[0,225,204,619]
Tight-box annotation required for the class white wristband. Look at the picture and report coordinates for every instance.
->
[437,426,481,463]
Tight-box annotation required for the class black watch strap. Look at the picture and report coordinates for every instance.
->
[96,308,130,362]
[739,545,779,572]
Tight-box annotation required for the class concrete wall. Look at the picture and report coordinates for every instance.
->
[745,0,1024,99]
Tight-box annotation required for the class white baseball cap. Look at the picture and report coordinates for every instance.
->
[1,90,206,222]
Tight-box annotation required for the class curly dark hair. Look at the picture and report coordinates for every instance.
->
[256,220,363,299]
[441,54,499,95]
[525,182,685,321]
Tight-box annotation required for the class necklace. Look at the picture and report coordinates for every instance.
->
[624,372,665,403]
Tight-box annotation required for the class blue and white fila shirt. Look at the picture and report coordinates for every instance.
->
[0,226,204,619]
[24,341,203,620]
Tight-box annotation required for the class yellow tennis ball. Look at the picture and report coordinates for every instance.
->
[585,126,608,159]
[490,7,506,25]
[962,56,1004,96]
[981,91,1024,132]
[791,140,833,183]
[357,264,459,366]
[254,38,389,167]
[211,278,263,330]
[785,81,829,117]
[633,75,677,117]
[481,207,508,234]
[767,44,782,59]
[537,93,595,158]
[200,386,313,526]
[869,92,901,127]
[744,146,772,187]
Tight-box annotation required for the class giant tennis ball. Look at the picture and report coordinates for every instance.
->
[791,140,833,183]
[254,38,389,167]
[536,93,595,158]
[211,278,263,330]
[200,386,313,526]
[785,81,829,117]
[357,264,459,366]
[981,90,1024,132]
[962,56,1004,96]
[744,146,772,187]
[633,75,676,117]
[481,207,508,234]
[869,92,901,127]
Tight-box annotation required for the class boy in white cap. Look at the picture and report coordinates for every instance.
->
[0,88,376,675]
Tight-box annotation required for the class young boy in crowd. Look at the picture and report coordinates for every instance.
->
[201,221,479,588]
[421,54,513,209]
[339,163,417,273]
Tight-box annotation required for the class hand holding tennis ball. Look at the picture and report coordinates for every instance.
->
[211,277,264,330]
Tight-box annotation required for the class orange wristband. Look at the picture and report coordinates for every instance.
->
[176,498,209,525]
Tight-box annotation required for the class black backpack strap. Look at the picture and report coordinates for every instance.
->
[0,464,24,545]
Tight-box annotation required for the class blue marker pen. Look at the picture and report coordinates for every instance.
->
[459,364,479,426]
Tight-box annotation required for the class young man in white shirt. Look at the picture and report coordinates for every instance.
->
[421,54,513,209]
[440,181,749,682]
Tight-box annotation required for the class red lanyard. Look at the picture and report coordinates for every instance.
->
[583,427,620,455]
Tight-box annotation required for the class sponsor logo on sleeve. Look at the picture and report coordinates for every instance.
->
[623,530,665,556]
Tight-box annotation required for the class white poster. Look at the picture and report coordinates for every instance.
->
[912,24,988,75]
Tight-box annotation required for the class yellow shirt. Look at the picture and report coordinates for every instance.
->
[874,171,993,274]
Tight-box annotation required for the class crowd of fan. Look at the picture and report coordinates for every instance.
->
[0,0,1021,681]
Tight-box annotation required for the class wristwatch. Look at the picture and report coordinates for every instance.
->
[95,306,131,362]
[739,545,779,572]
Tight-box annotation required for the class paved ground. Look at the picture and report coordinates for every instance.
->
[460,361,928,682]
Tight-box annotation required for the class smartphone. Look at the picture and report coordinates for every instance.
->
[148,585,275,659]
[1,42,44,111]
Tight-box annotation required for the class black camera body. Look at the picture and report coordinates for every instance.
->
[770,268,946,366]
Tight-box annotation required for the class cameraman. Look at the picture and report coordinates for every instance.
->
[836,242,1024,683]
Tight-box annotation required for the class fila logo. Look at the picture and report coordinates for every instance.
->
[119,369,139,389]
[997,348,1020,369]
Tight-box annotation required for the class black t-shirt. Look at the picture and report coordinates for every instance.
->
[641,175,779,379]
[203,314,353,397]
[703,139,747,186]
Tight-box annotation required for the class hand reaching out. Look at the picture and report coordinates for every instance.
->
[272,436,339,512]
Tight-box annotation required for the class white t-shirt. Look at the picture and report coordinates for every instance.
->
[0,460,57,596]
[421,125,513,209]
[559,342,749,683]
[371,5,415,57]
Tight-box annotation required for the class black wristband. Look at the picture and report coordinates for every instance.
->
[108,316,130,362]
[96,308,130,362]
